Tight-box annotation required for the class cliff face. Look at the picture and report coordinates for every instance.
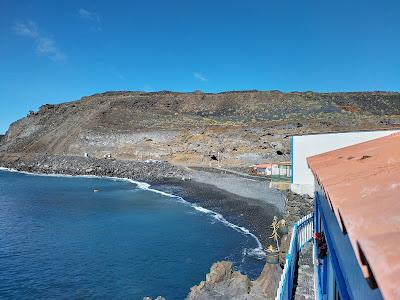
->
[1,90,399,166]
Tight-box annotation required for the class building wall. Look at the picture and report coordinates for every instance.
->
[255,165,291,176]
[266,165,291,176]
[314,183,383,300]
[291,130,399,196]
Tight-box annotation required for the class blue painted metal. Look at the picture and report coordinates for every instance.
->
[275,213,314,300]
[314,240,323,300]
[315,192,350,300]
[314,185,383,300]
[313,197,322,299]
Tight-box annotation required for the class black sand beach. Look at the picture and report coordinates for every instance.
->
[152,178,282,247]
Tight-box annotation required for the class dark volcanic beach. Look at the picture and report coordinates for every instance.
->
[152,175,283,247]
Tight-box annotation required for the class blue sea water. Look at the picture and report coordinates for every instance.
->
[0,170,264,299]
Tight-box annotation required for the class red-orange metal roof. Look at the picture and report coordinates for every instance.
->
[254,164,272,168]
[254,162,291,168]
[307,133,400,300]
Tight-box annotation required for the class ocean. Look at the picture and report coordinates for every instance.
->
[0,170,265,299]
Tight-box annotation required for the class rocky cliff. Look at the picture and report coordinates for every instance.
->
[1,90,399,167]
[187,261,281,300]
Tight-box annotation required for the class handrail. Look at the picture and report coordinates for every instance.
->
[275,212,314,300]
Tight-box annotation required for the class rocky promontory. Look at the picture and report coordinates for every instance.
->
[0,153,187,182]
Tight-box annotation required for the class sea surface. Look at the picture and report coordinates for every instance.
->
[0,170,264,299]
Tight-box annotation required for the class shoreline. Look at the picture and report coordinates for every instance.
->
[152,177,282,247]
[0,155,312,299]
[0,153,284,247]
[0,166,271,260]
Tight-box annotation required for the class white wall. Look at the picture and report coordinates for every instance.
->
[291,130,399,196]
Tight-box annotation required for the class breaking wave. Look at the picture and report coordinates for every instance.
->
[0,167,266,260]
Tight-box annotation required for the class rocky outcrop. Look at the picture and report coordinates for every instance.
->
[187,261,281,300]
[281,190,314,226]
[0,153,187,182]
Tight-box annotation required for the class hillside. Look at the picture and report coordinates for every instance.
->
[1,90,399,167]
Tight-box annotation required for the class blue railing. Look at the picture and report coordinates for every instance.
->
[275,213,314,300]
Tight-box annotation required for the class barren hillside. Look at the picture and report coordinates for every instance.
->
[1,90,399,167]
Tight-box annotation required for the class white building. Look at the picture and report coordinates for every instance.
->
[290,129,399,196]
[253,162,291,177]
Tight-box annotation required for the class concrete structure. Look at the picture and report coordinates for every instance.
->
[290,129,399,196]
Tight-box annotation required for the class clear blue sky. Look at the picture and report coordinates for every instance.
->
[1,0,399,133]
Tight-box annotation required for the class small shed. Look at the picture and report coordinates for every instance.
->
[253,162,292,178]
[252,163,272,175]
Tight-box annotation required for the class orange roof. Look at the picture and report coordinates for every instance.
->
[307,133,400,300]
[254,162,291,168]
[254,164,272,168]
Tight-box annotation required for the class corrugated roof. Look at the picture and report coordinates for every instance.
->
[307,133,400,300]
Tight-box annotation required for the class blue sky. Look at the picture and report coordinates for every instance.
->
[0,0,400,133]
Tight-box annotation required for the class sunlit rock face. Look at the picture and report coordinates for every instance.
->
[187,260,281,300]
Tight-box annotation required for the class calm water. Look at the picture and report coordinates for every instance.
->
[0,170,264,299]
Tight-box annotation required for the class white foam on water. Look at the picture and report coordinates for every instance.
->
[126,178,266,259]
[0,167,266,260]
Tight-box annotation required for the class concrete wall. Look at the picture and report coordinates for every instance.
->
[291,129,399,196]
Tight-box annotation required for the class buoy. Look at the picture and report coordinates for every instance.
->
[93,189,99,192]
